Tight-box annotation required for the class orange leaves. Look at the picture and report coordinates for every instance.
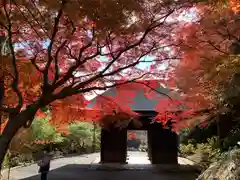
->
[0,0,200,136]
[168,2,240,129]
[2,57,43,107]
[128,132,137,140]
[228,0,240,13]
[173,4,239,112]
[49,94,89,127]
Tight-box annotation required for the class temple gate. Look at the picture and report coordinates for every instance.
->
[100,111,179,164]
[89,82,180,164]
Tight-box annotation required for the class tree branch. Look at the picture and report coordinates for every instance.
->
[45,10,175,104]
[24,3,49,38]
[132,81,172,100]
[12,0,44,40]
[70,27,160,91]
[3,1,23,111]
[51,73,149,100]
[52,26,97,89]
[52,22,76,85]
[29,53,44,72]
[52,10,173,91]
[101,44,157,78]
[43,0,65,91]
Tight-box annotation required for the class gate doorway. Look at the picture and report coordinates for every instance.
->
[127,130,150,164]
[100,111,179,164]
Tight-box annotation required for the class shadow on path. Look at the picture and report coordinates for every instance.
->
[19,164,199,180]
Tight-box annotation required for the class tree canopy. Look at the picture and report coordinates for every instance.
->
[1,0,240,169]
[0,0,194,131]
[173,0,240,127]
[0,0,197,168]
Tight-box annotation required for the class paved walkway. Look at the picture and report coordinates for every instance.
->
[94,151,194,165]
[1,152,198,180]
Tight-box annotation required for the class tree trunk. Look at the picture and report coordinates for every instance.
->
[0,104,39,171]
[0,118,19,171]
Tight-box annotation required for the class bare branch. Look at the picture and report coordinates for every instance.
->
[72,32,156,90]
[218,27,240,44]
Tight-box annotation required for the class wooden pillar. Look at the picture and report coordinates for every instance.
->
[149,124,179,164]
[100,128,127,163]
[147,129,152,161]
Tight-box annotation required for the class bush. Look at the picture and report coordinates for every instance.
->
[180,136,222,169]
[66,122,100,154]
[2,119,101,169]
[179,143,195,156]
[139,142,148,152]
[195,142,221,169]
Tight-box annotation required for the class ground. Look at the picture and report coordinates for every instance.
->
[1,152,198,180]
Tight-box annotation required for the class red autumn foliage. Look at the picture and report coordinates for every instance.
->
[0,0,211,167]
[128,132,137,140]
[169,1,240,128]
[228,0,240,12]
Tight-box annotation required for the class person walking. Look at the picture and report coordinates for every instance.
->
[38,150,51,180]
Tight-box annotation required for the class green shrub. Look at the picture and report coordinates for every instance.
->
[180,136,222,169]
[67,122,100,153]
[139,142,148,152]
[179,143,196,156]
[2,119,101,169]
[195,142,221,169]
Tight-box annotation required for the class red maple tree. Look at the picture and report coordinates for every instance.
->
[0,0,198,168]
[172,1,240,127]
